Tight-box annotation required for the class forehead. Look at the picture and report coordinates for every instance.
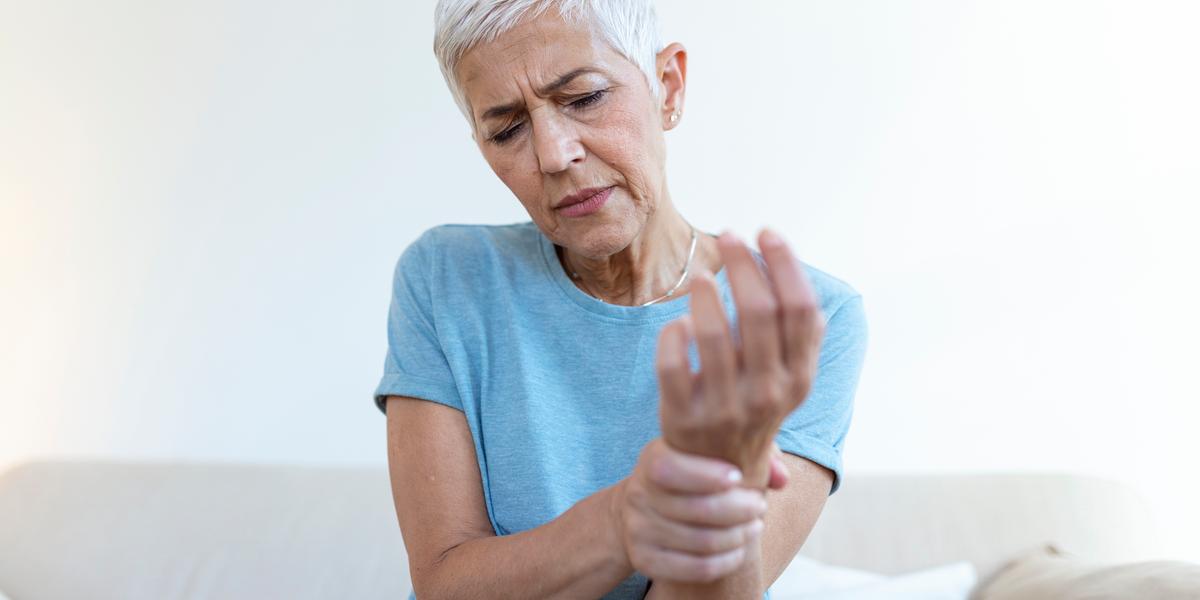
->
[456,11,625,112]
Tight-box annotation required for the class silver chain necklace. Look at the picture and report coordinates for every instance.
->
[565,225,699,307]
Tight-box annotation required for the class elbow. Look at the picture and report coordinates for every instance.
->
[409,543,469,600]
[408,565,439,600]
[410,561,455,600]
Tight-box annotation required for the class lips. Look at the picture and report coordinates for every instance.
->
[556,186,612,209]
[557,186,612,218]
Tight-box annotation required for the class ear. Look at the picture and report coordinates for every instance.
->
[655,42,687,130]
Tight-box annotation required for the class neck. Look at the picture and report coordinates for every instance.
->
[556,202,718,306]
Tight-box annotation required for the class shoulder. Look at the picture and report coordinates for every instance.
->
[800,262,863,319]
[392,221,545,305]
[396,220,540,275]
[413,220,536,249]
[799,264,868,359]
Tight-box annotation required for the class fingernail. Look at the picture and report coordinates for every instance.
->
[725,469,743,484]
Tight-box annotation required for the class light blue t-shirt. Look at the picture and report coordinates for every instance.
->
[373,221,868,600]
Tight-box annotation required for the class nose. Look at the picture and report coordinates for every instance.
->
[530,109,585,174]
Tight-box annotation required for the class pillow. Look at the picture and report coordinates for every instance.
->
[770,555,978,600]
[971,544,1200,600]
[770,555,887,595]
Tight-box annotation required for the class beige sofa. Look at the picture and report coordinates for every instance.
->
[0,459,1161,599]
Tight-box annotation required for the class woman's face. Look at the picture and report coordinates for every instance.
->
[456,10,681,259]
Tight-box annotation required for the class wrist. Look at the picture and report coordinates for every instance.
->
[739,445,774,490]
[606,479,634,572]
[741,461,772,491]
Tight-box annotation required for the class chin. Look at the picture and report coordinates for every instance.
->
[549,199,642,257]
[559,218,641,259]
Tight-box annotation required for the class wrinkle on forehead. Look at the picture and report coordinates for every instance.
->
[457,12,616,114]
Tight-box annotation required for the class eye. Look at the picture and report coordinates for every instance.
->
[569,90,606,109]
[490,121,524,144]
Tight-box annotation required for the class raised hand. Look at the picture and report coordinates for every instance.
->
[656,228,825,489]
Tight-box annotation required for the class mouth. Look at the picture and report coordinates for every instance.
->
[555,186,613,209]
[555,186,613,218]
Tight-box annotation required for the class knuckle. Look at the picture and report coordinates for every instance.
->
[746,382,784,416]
[758,381,785,406]
[626,507,648,531]
[744,398,772,420]
[695,559,718,582]
[737,490,767,518]
[695,327,727,347]
[691,529,722,554]
[782,296,816,319]
[779,298,806,320]
[655,363,685,385]
[625,484,649,510]
[649,455,672,485]
[628,546,651,572]
[688,495,716,522]
[786,375,808,404]
[697,555,731,583]
[742,299,778,323]
[653,360,672,378]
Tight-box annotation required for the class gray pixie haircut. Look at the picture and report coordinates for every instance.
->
[434,0,664,124]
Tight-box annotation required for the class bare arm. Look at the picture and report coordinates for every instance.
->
[385,395,633,599]
[759,455,832,586]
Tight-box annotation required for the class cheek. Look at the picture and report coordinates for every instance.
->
[590,109,662,197]
[485,150,542,205]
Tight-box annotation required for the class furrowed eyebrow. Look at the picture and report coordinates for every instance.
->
[481,102,522,122]
[537,67,603,96]
[478,67,605,122]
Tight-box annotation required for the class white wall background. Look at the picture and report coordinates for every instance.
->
[3,0,1198,561]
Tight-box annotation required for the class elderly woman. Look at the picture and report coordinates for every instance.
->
[373,1,868,598]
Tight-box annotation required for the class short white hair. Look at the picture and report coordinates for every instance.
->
[434,0,664,124]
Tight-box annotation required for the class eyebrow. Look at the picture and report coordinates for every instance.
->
[479,67,605,122]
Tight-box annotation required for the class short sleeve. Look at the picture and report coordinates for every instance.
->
[372,231,464,415]
[774,294,868,496]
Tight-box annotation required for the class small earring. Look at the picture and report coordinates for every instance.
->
[669,111,680,123]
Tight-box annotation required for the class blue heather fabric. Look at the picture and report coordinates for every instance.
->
[373,221,869,600]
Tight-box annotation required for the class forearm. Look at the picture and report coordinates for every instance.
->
[419,481,632,599]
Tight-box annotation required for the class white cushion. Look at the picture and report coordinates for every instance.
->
[772,555,978,600]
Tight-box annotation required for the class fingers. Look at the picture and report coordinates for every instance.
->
[655,317,694,418]
[649,486,768,528]
[646,440,744,494]
[623,482,767,582]
[634,544,750,584]
[718,231,784,379]
[756,228,824,395]
[687,271,738,408]
[644,514,765,556]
